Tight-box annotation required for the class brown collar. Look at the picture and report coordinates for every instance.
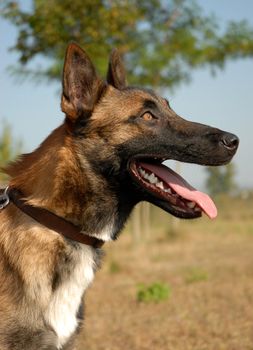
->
[0,187,104,248]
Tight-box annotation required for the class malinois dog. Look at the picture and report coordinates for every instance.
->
[0,43,239,349]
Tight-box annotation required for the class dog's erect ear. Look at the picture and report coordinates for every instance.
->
[61,43,104,121]
[106,49,127,90]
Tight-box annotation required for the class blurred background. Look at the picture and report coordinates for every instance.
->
[1,1,253,349]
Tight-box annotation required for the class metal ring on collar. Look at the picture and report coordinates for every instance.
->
[0,186,10,210]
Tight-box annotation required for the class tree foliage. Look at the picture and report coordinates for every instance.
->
[1,0,253,88]
[205,163,237,196]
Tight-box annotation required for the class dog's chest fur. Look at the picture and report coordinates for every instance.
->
[45,245,96,349]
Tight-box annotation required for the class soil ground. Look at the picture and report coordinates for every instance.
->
[76,196,253,350]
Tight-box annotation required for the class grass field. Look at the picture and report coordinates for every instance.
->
[76,195,253,350]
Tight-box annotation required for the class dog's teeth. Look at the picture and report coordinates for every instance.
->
[141,171,150,180]
[164,188,172,194]
[187,201,195,209]
[140,169,146,177]
[156,181,164,190]
[153,176,159,184]
[148,173,157,184]
[139,169,164,187]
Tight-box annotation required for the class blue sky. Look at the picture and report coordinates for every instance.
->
[1,0,253,190]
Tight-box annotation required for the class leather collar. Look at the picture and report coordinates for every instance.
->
[0,187,104,248]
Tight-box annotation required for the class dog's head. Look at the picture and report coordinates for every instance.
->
[61,43,239,224]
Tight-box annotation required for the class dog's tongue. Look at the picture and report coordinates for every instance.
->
[140,162,217,219]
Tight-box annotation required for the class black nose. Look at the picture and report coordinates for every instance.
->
[220,133,239,151]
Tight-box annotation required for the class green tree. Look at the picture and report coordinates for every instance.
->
[0,122,22,182]
[1,0,253,89]
[205,163,237,196]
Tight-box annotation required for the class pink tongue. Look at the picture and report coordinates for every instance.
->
[140,162,217,219]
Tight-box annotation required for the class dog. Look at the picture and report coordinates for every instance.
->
[0,42,239,349]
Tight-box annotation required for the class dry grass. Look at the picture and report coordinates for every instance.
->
[76,196,253,350]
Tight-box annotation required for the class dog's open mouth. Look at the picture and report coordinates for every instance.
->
[128,158,217,220]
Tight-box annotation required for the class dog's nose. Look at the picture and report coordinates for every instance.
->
[220,132,239,151]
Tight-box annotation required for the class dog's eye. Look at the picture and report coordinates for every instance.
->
[141,112,155,121]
